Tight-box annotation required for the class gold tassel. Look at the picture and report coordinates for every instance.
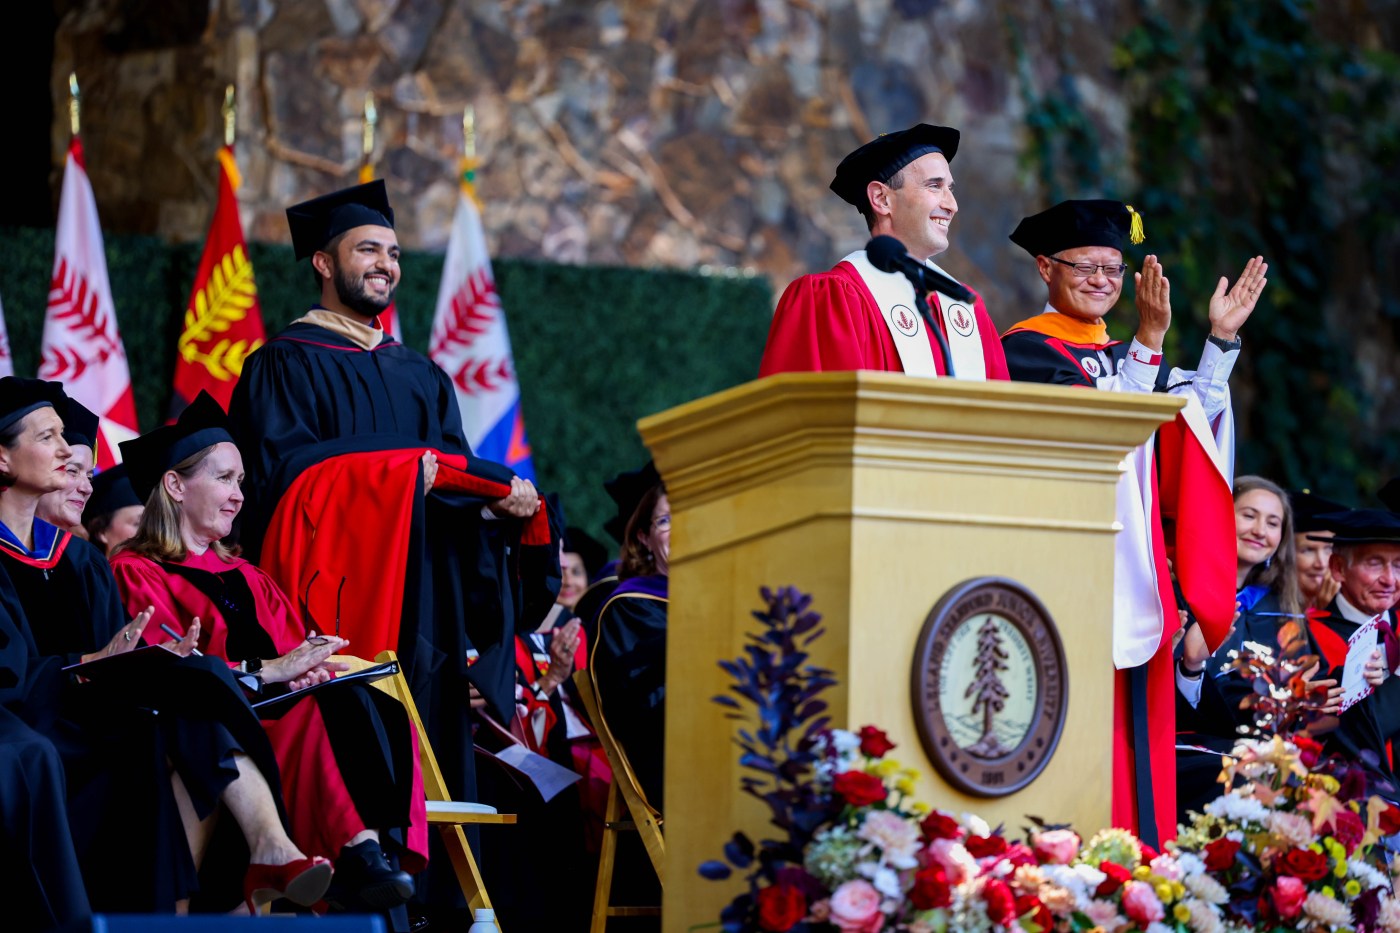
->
[1125,204,1145,245]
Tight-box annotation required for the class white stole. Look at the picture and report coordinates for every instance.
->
[842,251,986,379]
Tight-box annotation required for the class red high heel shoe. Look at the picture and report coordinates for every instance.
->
[244,855,334,913]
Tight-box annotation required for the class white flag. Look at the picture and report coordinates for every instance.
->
[40,139,140,467]
[428,189,533,478]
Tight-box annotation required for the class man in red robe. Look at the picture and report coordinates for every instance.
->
[1000,199,1266,845]
[759,124,1009,380]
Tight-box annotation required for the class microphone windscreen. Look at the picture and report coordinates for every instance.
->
[865,235,908,274]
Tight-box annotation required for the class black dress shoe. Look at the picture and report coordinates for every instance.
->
[328,838,415,910]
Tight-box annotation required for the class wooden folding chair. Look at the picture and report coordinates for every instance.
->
[335,650,517,929]
[571,669,664,932]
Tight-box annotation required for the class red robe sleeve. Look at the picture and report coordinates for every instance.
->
[758,272,875,376]
[110,553,241,669]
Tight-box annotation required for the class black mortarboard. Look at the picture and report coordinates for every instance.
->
[61,396,100,452]
[603,460,662,544]
[1309,508,1400,545]
[1009,199,1145,259]
[1290,490,1348,534]
[118,391,234,502]
[1378,477,1400,512]
[829,124,961,208]
[83,464,141,524]
[0,377,67,436]
[563,526,610,581]
[286,180,396,260]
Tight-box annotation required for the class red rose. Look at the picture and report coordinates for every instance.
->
[1203,837,1242,872]
[1272,876,1307,920]
[1294,735,1324,768]
[858,725,896,758]
[1014,894,1052,933]
[983,878,1017,927]
[1138,843,1159,862]
[1275,847,1330,883]
[920,810,964,842]
[1380,805,1400,837]
[910,866,952,910]
[1095,860,1133,897]
[756,882,807,932]
[832,770,887,807]
[1003,842,1038,868]
[965,834,1009,859]
[1333,808,1366,855]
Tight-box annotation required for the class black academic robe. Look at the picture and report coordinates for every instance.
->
[1002,327,1171,389]
[229,317,560,900]
[591,575,669,811]
[0,531,286,913]
[1309,600,1399,794]
[0,583,90,930]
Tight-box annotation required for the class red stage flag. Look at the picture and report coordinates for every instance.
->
[172,146,265,414]
[40,138,139,467]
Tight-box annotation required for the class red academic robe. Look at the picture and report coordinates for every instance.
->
[109,548,429,870]
[758,260,1010,379]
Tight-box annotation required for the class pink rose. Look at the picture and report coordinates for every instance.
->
[1030,829,1081,865]
[829,879,884,933]
[1272,876,1306,921]
[925,837,978,884]
[1120,880,1165,927]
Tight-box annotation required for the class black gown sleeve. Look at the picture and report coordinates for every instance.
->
[1001,330,1095,386]
[591,593,668,809]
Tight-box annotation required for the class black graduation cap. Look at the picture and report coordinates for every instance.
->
[0,377,67,436]
[1290,489,1348,534]
[1009,199,1145,259]
[603,460,662,544]
[829,124,961,208]
[1308,508,1400,545]
[562,526,610,581]
[118,391,234,503]
[61,396,100,452]
[286,180,396,261]
[83,463,141,524]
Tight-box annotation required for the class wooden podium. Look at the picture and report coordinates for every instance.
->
[635,372,1184,933]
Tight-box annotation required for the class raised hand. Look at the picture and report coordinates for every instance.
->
[1208,255,1268,341]
[1133,254,1172,351]
[84,607,155,663]
[160,617,202,657]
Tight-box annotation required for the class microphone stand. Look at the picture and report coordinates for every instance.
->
[911,289,956,379]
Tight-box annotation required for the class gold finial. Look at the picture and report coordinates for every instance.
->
[222,85,236,147]
[1125,204,1146,245]
[68,73,80,137]
[463,105,476,160]
[362,92,377,160]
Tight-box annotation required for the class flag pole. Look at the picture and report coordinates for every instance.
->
[461,106,480,207]
[359,92,377,184]
[222,84,236,147]
[68,73,80,137]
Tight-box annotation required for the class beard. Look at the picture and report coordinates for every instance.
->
[332,263,395,317]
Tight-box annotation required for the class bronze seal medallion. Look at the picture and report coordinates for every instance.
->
[910,577,1067,797]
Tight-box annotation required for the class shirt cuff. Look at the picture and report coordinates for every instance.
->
[1176,666,1204,708]
[1194,339,1240,387]
[481,505,499,521]
[1121,339,1162,389]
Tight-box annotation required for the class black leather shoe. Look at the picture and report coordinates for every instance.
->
[328,838,415,910]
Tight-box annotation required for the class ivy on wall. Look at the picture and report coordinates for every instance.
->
[1018,0,1400,500]
[0,226,773,538]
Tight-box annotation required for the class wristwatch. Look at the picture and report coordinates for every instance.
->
[1207,333,1242,352]
[1177,658,1205,680]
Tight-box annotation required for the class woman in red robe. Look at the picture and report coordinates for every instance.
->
[109,393,428,920]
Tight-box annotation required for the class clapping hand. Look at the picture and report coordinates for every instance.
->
[1301,661,1344,715]
[263,631,351,691]
[1208,256,1268,341]
[159,617,201,657]
[83,607,156,663]
[1133,255,1172,351]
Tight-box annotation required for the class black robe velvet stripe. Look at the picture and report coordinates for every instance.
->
[1002,328,1171,389]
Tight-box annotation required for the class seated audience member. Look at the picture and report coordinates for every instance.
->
[35,396,96,537]
[1291,490,1345,611]
[559,525,608,613]
[82,463,144,556]
[574,462,660,643]
[0,377,331,915]
[0,586,89,929]
[592,480,670,810]
[111,393,426,919]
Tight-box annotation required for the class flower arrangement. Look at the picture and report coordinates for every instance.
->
[701,587,1400,933]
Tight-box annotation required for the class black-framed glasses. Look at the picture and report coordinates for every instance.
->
[1048,256,1128,278]
[299,571,348,641]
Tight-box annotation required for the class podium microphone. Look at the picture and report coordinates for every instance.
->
[865,235,976,304]
[865,235,962,377]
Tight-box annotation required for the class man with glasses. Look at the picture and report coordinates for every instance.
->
[1000,198,1269,849]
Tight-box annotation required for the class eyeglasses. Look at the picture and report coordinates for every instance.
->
[1048,256,1128,278]
[299,570,348,641]
[652,514,672,530]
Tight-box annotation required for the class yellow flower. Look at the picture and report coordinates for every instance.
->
[895,777,917,796]
[1171,881,1186,901]
[870,759,900,778]
[1345,879,1362,897]
[1322,886,1336,899]
[1173,903,1192,923]
[901,767,921,782]
[910,802,930,816]
[1133,866,1152,881]
[1335,860,1348,879]
[1155,882,1174,903]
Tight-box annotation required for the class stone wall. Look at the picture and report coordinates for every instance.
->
[49,0,1139,323]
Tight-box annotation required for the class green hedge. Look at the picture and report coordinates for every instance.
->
[0,226,773,537]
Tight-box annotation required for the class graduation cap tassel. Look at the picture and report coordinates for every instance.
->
[1125,203,1146,245]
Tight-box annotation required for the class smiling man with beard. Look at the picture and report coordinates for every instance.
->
[228,182,561,916]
